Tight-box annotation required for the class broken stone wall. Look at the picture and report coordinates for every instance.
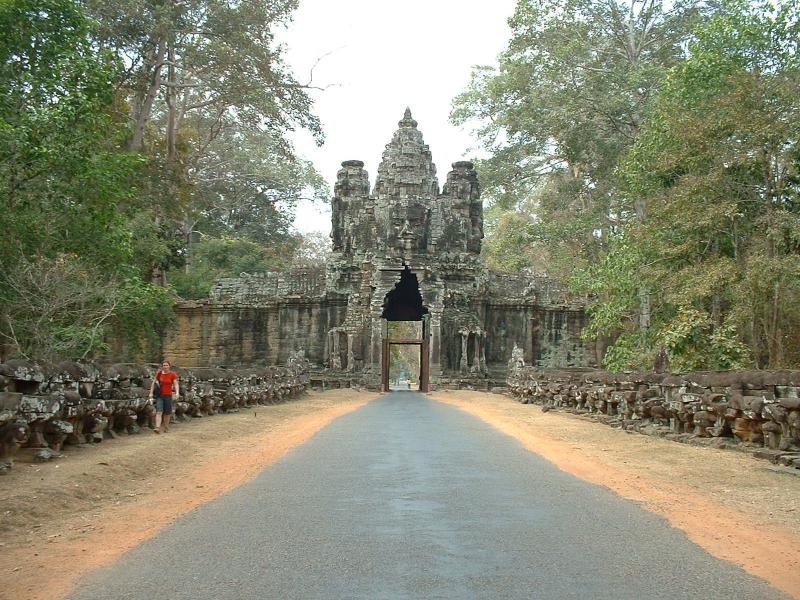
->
[0,355,310,473]
[210,269,328,303]
[507,365,800,468]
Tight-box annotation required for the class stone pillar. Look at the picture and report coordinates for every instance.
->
[429,311,442,376]
[460,332,469,374]
[528,310,539,366]
[346,333,355,372]
[472,332,481,373]
[329,329,341,370]
[480,332,487,374]
[369,314,383,375]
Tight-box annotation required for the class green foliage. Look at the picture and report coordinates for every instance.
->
[0,0,138,270]
[0,0,326,360]
[169,236,295,299]
[112,278,176,360]
[461,0,800,370]
[82,0,328,295]
[290,231,332,268]
[0,0,151,359]
[482,207,535,272]
[597,306,753,373]
[571,237,644,338]
[616,0,800,368]
[389,343,420,384]
[0,1,192,359]
[387,321,423,339]
[601,331,656,373]
[453,0,701,280]
[0,255,118,361]
[659,308,752,372]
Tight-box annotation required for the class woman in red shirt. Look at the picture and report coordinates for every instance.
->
[148,360,179,433]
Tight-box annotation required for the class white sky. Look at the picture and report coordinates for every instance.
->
[282,0,517,234]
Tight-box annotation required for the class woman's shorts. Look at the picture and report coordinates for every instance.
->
[155,395,173,415]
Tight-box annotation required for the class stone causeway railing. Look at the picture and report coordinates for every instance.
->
[507,365,800,468]
[0,354,310,473]
[210,268,327,304]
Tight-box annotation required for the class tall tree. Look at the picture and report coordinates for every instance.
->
[606,0,800,369]
[452,0,702,280]
[85,0,322,151]
[0,0,132,267]
[0,0,174,360]
[83,0,326,288]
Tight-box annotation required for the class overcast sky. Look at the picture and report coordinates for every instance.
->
[281,0,517,234]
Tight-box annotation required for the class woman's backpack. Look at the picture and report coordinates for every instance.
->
[152,370,161,397]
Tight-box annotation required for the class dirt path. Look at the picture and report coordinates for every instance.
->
[0,390,377,600]
[432,390,800,599]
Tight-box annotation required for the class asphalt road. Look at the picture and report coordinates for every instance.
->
[68,392,788,600]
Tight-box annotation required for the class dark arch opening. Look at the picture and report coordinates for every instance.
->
[381,267,428,321]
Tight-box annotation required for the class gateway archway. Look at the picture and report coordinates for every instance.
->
[381,268,430,392]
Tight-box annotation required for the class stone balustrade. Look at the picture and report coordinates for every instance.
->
[507,365,800,468]
[210,269,327,303]
[0,353,310,473]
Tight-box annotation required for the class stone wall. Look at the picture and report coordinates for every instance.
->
[482,305,593,374]
[165,298,347,367]
[507,365,800,468]
[210,269,328,303]
[0,355,310,473]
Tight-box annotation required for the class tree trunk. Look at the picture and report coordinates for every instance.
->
[710,237,721,329]
[183,216,195,275]
[769,282,783,367]
[166,37,177,162]
[129,34,168,151]
[150,212,166,286]
[711,292,722,329]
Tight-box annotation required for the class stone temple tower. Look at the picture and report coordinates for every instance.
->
[167,110,592,389]
[325,108,493,389]
[331,108,482,261]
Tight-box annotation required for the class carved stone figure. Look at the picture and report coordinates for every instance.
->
[0,359,311,472]
[506,367,800,466]
[0,421,29,473]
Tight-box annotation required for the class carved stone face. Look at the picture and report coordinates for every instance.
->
[11,423,29,445]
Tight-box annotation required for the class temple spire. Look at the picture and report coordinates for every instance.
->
[374,106,437,201]
[398,107,417,128]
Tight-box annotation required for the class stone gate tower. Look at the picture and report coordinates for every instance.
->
[166,110,593,389]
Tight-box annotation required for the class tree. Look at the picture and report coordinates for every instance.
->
[0,0,135,269]
[453,0,702,280]
[607,0,800,369]
[0,255,119,361]
[0,0,174,361]
[168,235,295,299]
[183,121,327,261]
[84,0,322,152]
[481,205,537,272]
[290,230,332,268]
[82,0,327,286]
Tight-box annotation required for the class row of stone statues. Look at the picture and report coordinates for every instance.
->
[507,363,800,467]
[0,353,310,473]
